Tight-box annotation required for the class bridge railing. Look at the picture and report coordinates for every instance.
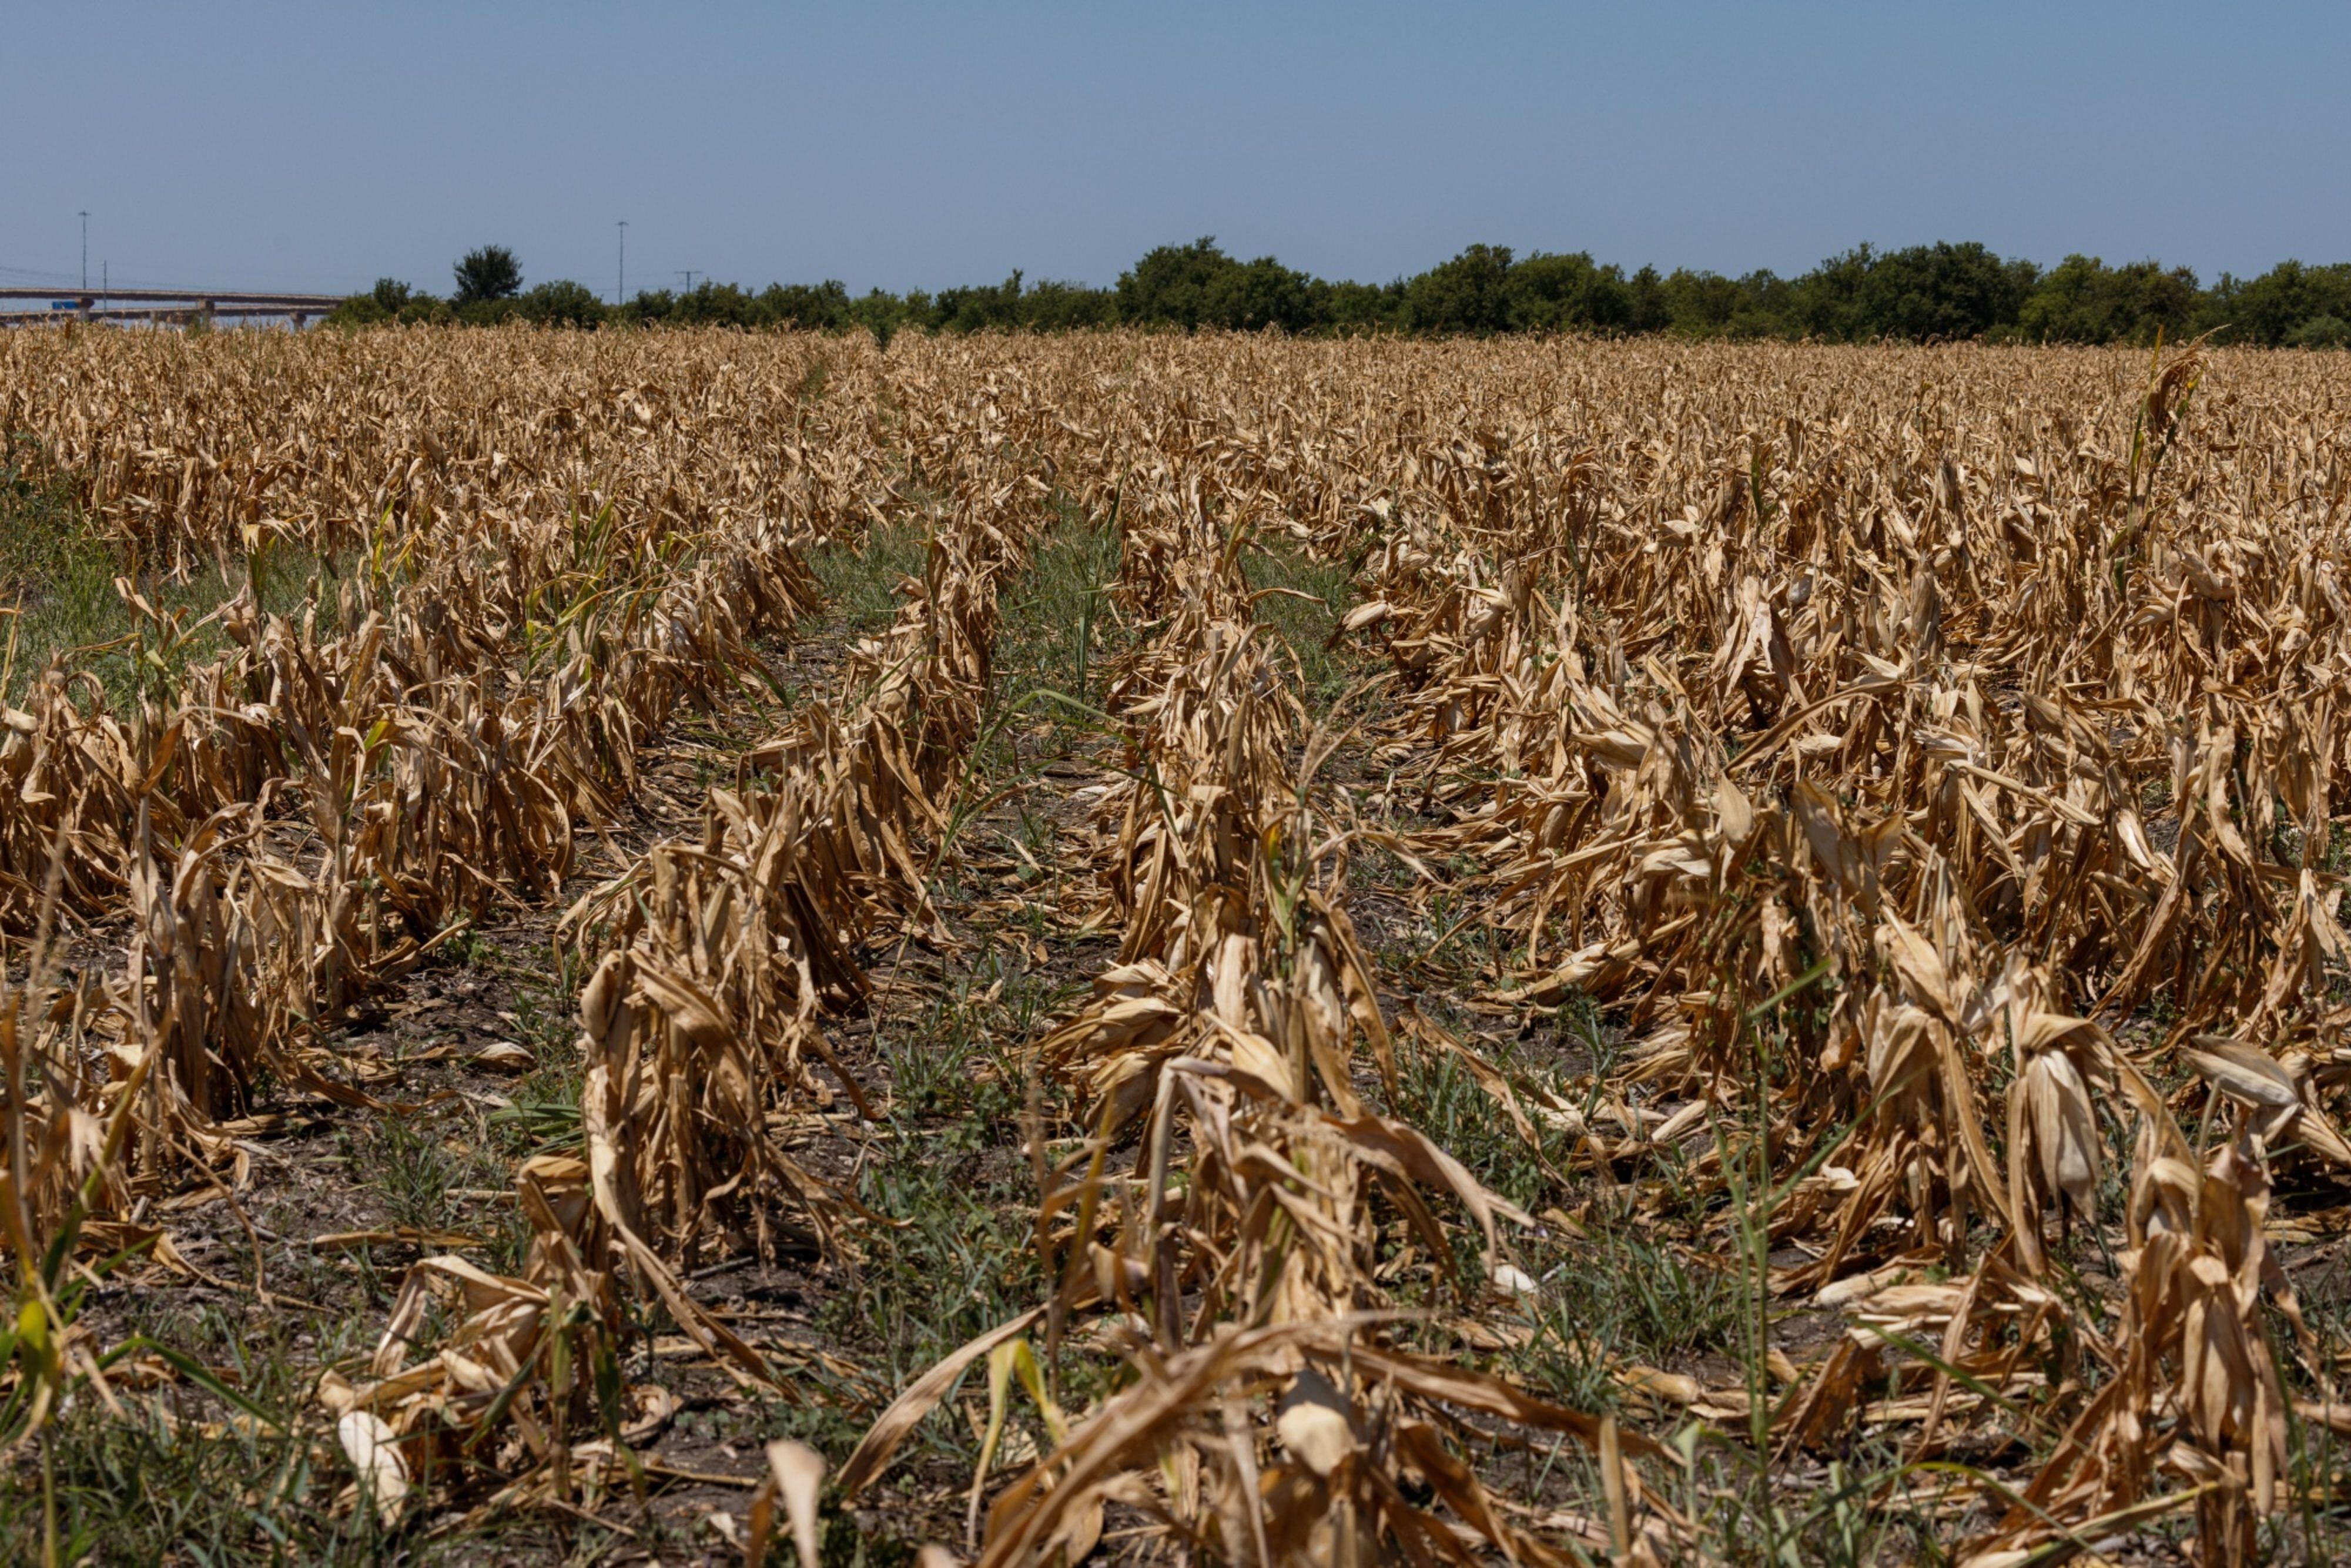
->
[0,287,349,329]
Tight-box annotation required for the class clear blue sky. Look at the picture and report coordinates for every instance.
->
[6,2,2345,298]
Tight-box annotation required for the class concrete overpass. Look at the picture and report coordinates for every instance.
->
[0,287,349,328]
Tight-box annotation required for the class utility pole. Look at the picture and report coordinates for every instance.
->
[678,270,698,292]
[617,220,627,304]
[79,212,88,290]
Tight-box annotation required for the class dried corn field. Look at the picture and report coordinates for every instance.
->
[2,324,2350,1566]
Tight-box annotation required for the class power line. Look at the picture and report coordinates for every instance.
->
[4,264,312,292]
[4,257,367,298]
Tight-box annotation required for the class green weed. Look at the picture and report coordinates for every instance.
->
[1240,540,1358,708]
[808,521,933,637]
[0,454,350,710]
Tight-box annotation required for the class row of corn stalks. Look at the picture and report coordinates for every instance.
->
[825,465,1671,1565]
[0,332,980,1552]
[320,362,1076,1523]
[1269,340,2340,1560]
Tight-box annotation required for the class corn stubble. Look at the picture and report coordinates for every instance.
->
[0,324,2345,1564]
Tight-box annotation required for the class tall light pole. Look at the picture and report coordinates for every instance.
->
[79,212,88,290]
[617,221,627,304]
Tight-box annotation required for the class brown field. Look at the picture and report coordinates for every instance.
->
[0,326,2347,1564]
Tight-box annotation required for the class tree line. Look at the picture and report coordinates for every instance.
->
[332,240,2351,347]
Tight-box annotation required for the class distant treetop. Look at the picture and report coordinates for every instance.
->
[319,239,2351,347]
[453,246,523,305]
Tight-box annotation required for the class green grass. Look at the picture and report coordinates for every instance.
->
[828,1134,1038,1394]
[836,955,1048,1378]
[997,501,1125,687]
[355,1117,464,1232]
[806,942,1099,1499]
[1240,538,1358,709]
[0,1399,400,1564]
[1517,1230,1742,1410]
[0,1387,681,1566]
[890,497,1128,919]
[1381,1022,1737,1399]
[0,453,339,710]
[0,1301,441,1565]
[806,520,934,638]
[478,938,594,1172]
[0,920,622,1563]
[0,456,132,691]
[1388,1026,1573,1218]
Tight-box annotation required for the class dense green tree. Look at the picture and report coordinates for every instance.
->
[1626,265,1671,333]
[1200,256,1317,331]
[1401,244,1515,334]
[2016,256,2199,344]
[849,287,915,344]
[672,282,762,325]
[452,246,523,305]
[1019,279,1120,330]
[1792,243,2037,341]
[2201,262,2351,345]
[1786,247,1874,339]
[1880,243,2038,339]
[1503,252,1632,332]
[1641,270,1787,338]
[515,279,605,327]
[618,288,677,324]
[758,280,854,330]
[1656,270,1741,335]
[1116,238,1241,328]
[327,277,436,327]
[1312,278,1402,332]
[930,272,1030,331]
[314,236,2351,347]
[2287,315,2351,348]
[324,295,384,327]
